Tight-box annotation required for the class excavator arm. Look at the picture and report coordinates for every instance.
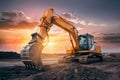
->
[20,8,54,69]
[36,8,79,51]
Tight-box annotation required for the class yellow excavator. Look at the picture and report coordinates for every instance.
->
[20,8,103,70]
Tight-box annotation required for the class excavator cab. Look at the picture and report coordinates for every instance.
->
[78,34,94,50]
[64,33,102,63]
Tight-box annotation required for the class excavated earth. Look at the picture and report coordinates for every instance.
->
[0,53,120,80]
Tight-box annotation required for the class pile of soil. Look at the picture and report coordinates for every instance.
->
[24,63,109,80]
[57,63,108,80]
[0,53,120,80]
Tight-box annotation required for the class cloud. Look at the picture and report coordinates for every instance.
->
[0,10,31,24]
[62,12,79,24]
[93,33,120,44]
[59,12,120,34]
[101,33,120,43]
[0,21,38,29]
[62,12,120,44]
[106,24,120,33]
[62,12,107,29]
[0,10,38,29]
[62,12,78,20]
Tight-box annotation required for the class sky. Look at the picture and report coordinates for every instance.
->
[0,0,120,23]
[0,0,120,53]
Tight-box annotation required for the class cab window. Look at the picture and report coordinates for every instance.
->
[79,36,88,50]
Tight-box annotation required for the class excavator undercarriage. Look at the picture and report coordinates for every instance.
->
[59,52,103,64]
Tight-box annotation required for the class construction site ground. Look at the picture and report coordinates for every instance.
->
[0,53,120,80]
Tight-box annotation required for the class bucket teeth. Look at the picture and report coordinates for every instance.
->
[23,61,42,70]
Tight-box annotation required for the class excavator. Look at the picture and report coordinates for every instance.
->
[20,8,103,70]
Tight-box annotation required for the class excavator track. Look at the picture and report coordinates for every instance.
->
[87,55,103,63]
[59,54,103,64]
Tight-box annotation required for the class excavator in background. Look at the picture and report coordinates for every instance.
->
[20,8,103,70]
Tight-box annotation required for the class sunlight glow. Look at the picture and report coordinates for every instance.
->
[48,42,55,46]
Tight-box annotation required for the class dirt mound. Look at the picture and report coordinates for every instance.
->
[57,63,108,80]
[0,53,120,80]
[24,63,109,80]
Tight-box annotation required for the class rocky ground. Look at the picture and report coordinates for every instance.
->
[0,53,120,80]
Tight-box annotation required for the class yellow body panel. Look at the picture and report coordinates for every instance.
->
[66,49,73,54]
